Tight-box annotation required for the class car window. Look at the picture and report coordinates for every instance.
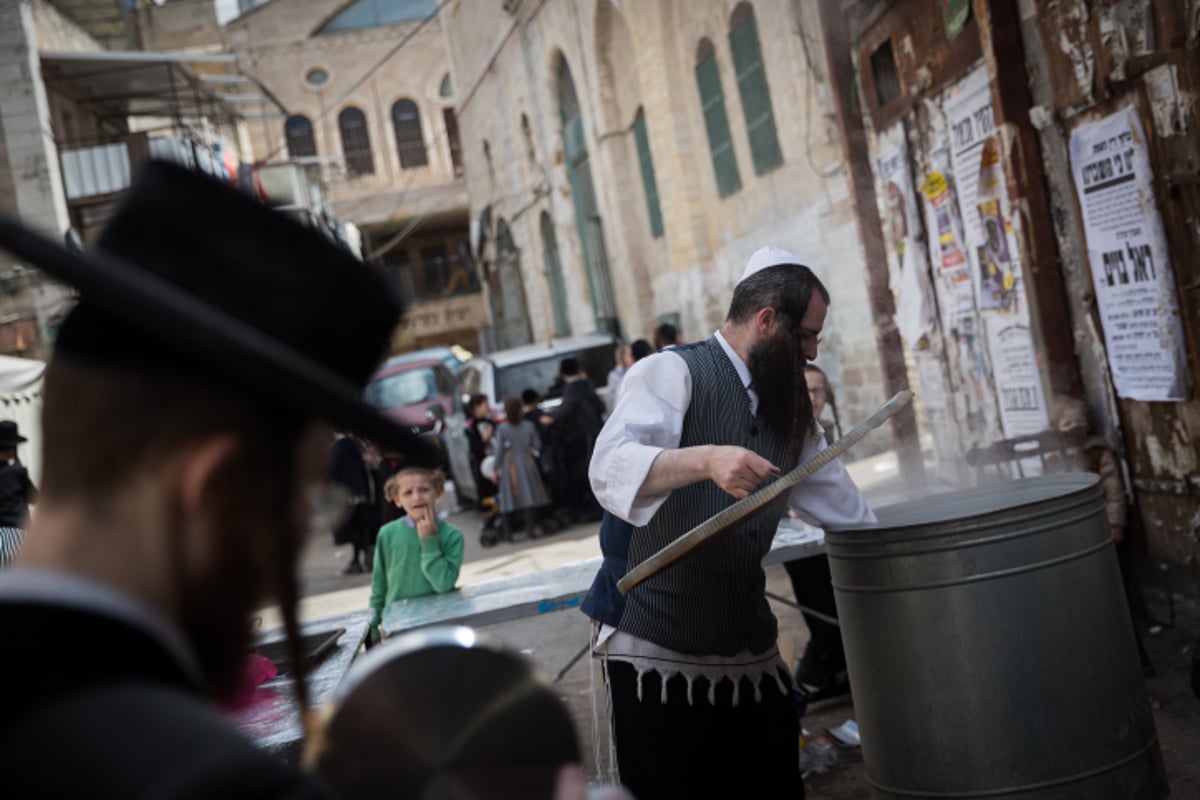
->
[365,368,441,408]
[495,343,617,400]
[459,366,482,399]
[436,368,456,394]
[497,357,563,402]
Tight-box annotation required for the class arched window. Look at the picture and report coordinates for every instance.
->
[729,3,783,174]
[338,106,374,176]
[284,115,316,158]
[695,38,741,197]
[443,108,462,176]
[439,73,453,98]
[541,212,571,337]
[556,54,580,124]
[392,99,428,168]
[632,108,663,237]
[520,113,535,164]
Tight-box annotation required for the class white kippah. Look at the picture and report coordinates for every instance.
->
[737,246,804,285]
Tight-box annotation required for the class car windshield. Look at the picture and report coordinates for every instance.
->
[365,368,441,408]
[495,344,615,400]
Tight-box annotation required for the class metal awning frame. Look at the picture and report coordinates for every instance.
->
[39,49,288,130]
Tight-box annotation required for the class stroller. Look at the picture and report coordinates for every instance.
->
[476,456,505,547]
[476,439,570,548]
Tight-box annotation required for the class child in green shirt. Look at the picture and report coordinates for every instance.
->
[369,467,464,636]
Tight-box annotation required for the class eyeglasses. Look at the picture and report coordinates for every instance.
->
[797,328,824,347]
[774,309,823,347]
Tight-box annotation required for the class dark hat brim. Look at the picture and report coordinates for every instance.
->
[0,214,434,459]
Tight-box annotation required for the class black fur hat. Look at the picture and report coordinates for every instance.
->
[0,160,431,457]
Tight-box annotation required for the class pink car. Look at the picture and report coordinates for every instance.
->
[364,358,455,461]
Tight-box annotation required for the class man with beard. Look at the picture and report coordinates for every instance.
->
[582,246,875,798]
[0,161,435,798]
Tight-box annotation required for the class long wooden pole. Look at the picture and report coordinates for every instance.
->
[616,390,913,596]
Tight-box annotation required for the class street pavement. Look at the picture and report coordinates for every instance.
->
[254,449,908,781]
[259,447,1200,796]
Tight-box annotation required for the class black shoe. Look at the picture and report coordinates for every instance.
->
[339,561,365,576]
[795,662,850,700]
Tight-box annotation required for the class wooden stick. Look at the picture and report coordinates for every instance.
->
[616,390,913,596]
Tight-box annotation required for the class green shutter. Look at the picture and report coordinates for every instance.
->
[729,9,783,175]
[632,110,664,238]
[695,53,742,198]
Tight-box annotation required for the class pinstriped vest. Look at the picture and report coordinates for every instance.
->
[617,338,793,656]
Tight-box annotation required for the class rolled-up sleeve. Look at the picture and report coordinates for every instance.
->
[589,352,692,526]
[788,424,877,529]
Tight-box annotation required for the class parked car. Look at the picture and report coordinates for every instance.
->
[363,357,456,469]
[439,333,619,503]
[378,345,472,376]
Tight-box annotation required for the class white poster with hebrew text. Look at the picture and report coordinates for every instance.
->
[1069,107,1190,401]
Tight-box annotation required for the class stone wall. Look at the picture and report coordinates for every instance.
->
[443,0,891,452]
[227,0,465,214]
[137,0,226,52]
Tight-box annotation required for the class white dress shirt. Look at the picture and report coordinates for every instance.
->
[587,331,875,702]
[589,330,875,530]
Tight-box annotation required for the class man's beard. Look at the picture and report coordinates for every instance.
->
[747,329,813,460]
[171,500,295,705]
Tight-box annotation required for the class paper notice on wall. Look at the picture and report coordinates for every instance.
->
[915,350,948,413]
[922,172,967,273]
[985,319,1049,437]
[943,64,994,259]
[876,136,936,347]
[1068,106,1191,401]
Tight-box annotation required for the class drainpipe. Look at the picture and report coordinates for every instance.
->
[816,1,926,490]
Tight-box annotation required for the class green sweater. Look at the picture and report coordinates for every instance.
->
[369,517,464,625]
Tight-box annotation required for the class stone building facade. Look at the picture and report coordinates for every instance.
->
[223,0,482,352]
[441,0,891,451]
[0,0,111,358]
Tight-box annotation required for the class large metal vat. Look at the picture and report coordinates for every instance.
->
[825,474,1166,798]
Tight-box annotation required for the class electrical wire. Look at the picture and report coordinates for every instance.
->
[793,11,843,179]
[259,0,453,163]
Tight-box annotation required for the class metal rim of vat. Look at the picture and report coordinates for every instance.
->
[864,734,1161,798]
[826,475,1110,593]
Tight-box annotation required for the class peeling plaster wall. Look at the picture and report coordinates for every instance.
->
[1024,0,1200,571]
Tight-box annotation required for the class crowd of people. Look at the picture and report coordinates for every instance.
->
[0,157,1173,800]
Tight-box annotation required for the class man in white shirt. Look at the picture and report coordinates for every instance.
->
[582,246,875,799]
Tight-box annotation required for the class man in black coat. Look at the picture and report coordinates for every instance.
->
[546,358,605,521]
[0,162,433,798]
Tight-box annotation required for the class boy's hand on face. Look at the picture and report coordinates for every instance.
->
[411,505,438,539]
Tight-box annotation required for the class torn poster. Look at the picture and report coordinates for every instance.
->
[943,65,1025,316]
[985,319,1049,437]
[974,136,1017,310]
[1069,106,1191,402]
[942,63,994,266]
[922,170,975,323]
[876,135,936,348]
[922,171,968,273]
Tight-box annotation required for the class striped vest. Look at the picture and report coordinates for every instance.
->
[582,337,794,656]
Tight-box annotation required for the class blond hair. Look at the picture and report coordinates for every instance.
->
[383,466,446,503]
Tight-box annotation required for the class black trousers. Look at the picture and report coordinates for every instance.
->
[784,555,846,685]
[607,660,805,799]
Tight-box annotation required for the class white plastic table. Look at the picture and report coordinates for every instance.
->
[381,518,824,636]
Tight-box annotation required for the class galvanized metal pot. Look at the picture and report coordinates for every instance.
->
[826,474,1166,799]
